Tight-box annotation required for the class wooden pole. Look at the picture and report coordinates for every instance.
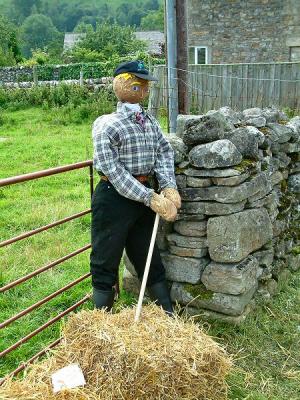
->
[134,214,160,323]
[165,0,178,134]
[176,0,189,114]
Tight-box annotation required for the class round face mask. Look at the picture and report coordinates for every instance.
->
[113,73,150,104]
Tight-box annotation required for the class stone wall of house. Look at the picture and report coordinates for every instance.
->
[123,106,300,323]
[188,0,300,63]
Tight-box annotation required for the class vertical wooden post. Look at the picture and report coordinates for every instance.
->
[80,69,84,86]
[33,65,38,86]
[165,0,178,134]
[176,0,189,115]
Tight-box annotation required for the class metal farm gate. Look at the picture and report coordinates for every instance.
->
[0,160,94,384]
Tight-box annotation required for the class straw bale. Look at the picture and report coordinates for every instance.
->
[1,305,232,400]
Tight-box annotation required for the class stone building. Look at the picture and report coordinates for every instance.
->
[63,33,86,51]
[187,0,300,64]
[134,31,165,56]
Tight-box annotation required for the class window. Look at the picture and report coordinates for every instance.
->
[290,47,300,62]
[189,46,208,64]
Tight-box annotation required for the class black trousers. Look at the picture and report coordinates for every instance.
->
[90,180,166,291]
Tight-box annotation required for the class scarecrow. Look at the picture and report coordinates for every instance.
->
[90,60,181,314]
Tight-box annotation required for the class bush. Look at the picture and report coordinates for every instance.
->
[0,84,116,124]
[0,84,113,109]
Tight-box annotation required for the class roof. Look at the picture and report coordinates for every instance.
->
[134,31,165,55]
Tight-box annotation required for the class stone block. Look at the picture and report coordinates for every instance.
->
[184,167,243,178]
[189,140,243,169]
[272,219,288,237]
[173,220,207,237]
[242,107,263,119]
[288,173,300,193]
[280,142,300,153]
[286,116,300,142]
[229,126,265,159]
[201,256,259,295]
[266,123,293,143]
[169,245,208,258]
[182,111,233,146]
[273,238,286,259]
[176,175,187,189]
[171,281,257,316]
[180,200,246,216]
[176,114,203,138]
[271,259,286,279]
[245,116,266,128]
[175,213,206,222]
[251,248,274,267]
[184,304,253,324]
[180,172,270,204]
[123,252,137,277]
[156,219,173,251]
[262,107,280,123]
[207,208,273,263]
[167,233,208,248]
[212,172,250,186]
[122,268,140,295]
[161,253,209,284]
[287,253,300,272]
[168,136,188,164]
[186,176,212,187]
[218,106,243,126]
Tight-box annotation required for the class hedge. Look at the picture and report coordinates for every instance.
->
[0,58,165,83]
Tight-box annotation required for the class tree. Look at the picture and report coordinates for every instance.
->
[128,9,147,27]
[74,22,95,34]
[145,0,160,11]
[69,22,145,61]
[140,6,164,31]
[0,15,22,66]
[10,0,42,24]
[20,13,62,57]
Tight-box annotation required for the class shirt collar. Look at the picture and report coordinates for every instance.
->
[117,101,145,116]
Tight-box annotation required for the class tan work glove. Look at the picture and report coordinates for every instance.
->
[150,193,177,222]
[161,188,181,209]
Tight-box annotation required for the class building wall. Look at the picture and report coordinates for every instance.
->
[187,0,300,63]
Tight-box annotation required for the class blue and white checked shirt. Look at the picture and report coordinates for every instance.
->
[92,102,177,206]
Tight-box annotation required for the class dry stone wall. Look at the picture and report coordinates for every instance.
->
[123,106,300,323]
[0,77,111,90]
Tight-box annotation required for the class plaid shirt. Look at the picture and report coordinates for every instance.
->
[92,102,177,206]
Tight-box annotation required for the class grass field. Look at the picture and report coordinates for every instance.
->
[0,107,299,399]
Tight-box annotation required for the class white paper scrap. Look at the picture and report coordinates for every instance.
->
[51,364,86,393]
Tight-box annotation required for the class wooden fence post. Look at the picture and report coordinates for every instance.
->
[33,65,38,86]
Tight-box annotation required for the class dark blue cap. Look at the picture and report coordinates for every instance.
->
[113,60,158,81]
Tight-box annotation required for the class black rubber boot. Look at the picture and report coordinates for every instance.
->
[147,280,174,316]
[93,287,115,311]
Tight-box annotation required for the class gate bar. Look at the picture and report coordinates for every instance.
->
[0,244,91,293]
[0,209,91,248]
[0,273,91,329]
[0,160,93,187]
[0,294,91,358]
[0,338,61,386]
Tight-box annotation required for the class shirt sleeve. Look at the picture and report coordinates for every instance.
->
[152,119,177,190]
[93,118,154,206]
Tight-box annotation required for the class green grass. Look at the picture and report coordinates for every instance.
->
[0,107,300,399]
[211,275,300,400]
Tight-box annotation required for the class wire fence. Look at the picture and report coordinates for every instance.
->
[148,62,300,117]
